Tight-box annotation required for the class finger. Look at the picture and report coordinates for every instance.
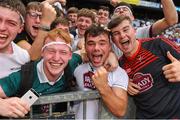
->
[167,51,178,63]
[162,64,173,71]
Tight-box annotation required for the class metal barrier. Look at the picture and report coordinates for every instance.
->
[31,90,136,119]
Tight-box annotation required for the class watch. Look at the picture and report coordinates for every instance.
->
[39,25,50,31]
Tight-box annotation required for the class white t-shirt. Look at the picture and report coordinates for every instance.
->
[0,42,30,78]
[73,63,128,119]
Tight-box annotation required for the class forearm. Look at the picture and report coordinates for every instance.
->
[28,30,48,61]
[161,0,178,26]
[98,86,127,117]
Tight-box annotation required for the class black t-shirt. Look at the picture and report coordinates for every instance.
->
[119,37,180,118]
[14,30,33,45]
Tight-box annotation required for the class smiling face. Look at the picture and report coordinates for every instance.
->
[97,9,109,25]
[85,33,111,67]
[42,37,72,81]
[111,19,139,57]
[77,16,93,37]
[0,7,23,53]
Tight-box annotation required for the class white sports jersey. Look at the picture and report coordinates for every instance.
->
[73,63,128,119]
[0,42,30,78]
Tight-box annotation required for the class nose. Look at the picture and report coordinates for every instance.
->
[0,22,6,31]
[35,17,41,23]
[120,32,126,39]
[94,43,100,50]
[53,52,60,61]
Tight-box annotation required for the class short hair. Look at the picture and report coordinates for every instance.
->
[67,7,78,14]
[51,17,69,29]
[0,0,26,23]
[98,6,109,12]
[108,16,132,29]
[78,8,95,23]
[114,2,133,13]
[26,1,42,12]
[46,28,72,44]
[85,24,110,42]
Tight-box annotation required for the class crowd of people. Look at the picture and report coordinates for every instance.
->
[0,0,179,119]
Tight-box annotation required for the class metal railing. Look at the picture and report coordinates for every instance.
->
[30,90,136,119]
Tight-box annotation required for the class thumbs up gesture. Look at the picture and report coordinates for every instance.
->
[162,51,180,82]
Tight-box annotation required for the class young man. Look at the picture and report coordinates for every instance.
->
[97,6,110,26]
[0,0,56,117]
[71,8,95,51]
[73,25,128,119]
[14,2,42,50]
[67,7,78,30]
[0,28,82,117]
[112,0,178,57]
[108,16,180,118]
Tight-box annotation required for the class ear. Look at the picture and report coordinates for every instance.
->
[18,23,24,33]
[68,52,72,60]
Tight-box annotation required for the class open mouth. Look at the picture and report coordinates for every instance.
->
[50,62,63,69]
[92,54,103,64]
[32,26,39,31]
[0,34,8,42]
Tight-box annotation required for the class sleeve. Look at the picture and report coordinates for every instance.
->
[0,71,21,97]
[68,53,82,72]
[136,25,151,39]
[108,67,129,91]
[158,37,180,60]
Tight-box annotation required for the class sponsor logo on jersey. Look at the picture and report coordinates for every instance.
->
[132,72,153,93]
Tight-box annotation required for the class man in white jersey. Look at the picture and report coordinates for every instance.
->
[0,0,56,118]
[112,0,178,57]
[73,24,128,119]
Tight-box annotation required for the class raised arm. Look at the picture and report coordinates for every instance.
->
[28,1,56,60]
[151,0,178,36]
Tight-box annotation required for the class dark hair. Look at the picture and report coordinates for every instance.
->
[108,16,132,30]
[98,6,109,12]
[67,7,78,14]
[85,24,110,42]
[51,17,69,29]
[0,0,26,23]
[114,2,133,13]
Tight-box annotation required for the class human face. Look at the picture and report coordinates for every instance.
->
[67,13,77,24]
[97,9,109,25]
[85,33,111,67]
[113,6,134,20]
[42,37,72,81]
[0,7,23,53]
[111,19,139,57]
[25,10,42,40]
[77,16,93,37]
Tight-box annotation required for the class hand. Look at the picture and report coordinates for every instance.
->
[110,0,120,7]
[40,1,57,27]
[104,52,118,72]
[0,97,30,118]
[92,66,109,91]
[128,81,141,96]
[162,51,180,82]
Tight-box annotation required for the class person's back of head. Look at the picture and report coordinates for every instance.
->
[0,0,26,24]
